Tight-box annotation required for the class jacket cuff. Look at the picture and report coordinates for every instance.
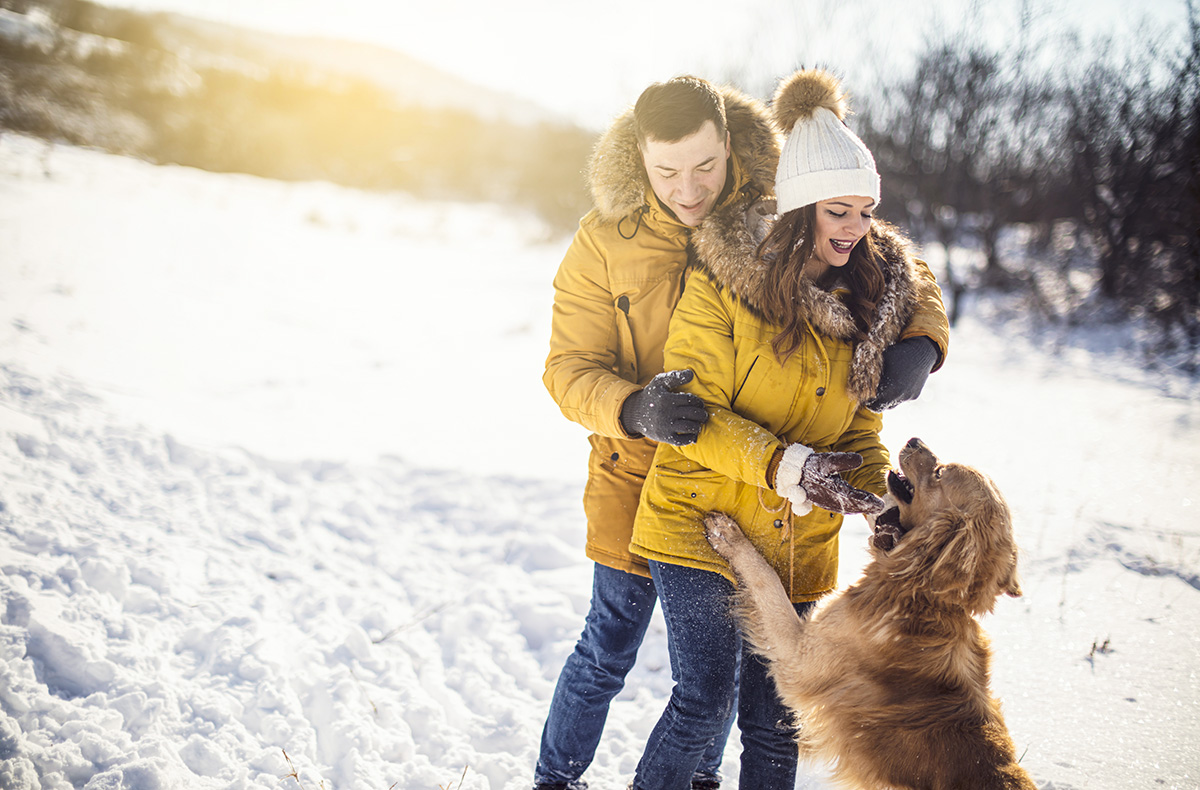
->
[775,443,812,490]
[606,380,644,439]
[765,447,784,488]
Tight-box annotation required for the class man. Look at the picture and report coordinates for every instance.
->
[537,76,949,790]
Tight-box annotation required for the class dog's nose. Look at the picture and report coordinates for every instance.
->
[905,437,924,450]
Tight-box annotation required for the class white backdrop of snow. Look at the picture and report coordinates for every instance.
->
[1,134,1198,789]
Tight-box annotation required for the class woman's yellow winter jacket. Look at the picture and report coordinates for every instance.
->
[629,207,925,601]
[544,90,950,579]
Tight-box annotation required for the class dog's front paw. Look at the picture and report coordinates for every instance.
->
[870,528,898,552]
[869,506,905,552]
[704,511,747,558]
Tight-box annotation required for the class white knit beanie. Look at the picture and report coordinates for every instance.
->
[772,69,880,215]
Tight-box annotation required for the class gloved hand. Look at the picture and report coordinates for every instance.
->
[744,198,778,245]
[619,369,709,446]
[774,444,886,516]
[864,336,939,412]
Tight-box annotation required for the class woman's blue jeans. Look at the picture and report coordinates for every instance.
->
[632,561,812,790]
[535,563,732,786]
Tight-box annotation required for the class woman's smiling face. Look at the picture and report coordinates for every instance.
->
[811,196,875,274]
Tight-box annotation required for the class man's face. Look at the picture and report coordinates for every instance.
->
[640,120,731,227]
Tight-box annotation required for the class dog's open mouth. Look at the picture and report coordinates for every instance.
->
[887,469,915,504]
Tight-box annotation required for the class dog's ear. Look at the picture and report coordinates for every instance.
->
[947,501,1022,612]
[885,510,972,599]
[1000,547,1023,598]
[928,511,978,604]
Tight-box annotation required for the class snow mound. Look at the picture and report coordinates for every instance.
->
[0,364,593,789]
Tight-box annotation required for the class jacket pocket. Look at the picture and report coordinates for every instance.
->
[613,294,637,381]
[648,458,732,516]
[731,355,760,410]
[590,434,656,477]
[730,350,801,433]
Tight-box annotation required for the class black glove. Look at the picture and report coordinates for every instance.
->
[864,336,939,412]
[800,452,886,515]
[620,369,709,446]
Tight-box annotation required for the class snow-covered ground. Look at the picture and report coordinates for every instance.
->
[1,133,1197,790]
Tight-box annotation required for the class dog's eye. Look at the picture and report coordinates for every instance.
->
[934,467,943,480]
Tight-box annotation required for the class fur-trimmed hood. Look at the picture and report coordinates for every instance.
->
[691,198,921,403]
[585,87,781,224]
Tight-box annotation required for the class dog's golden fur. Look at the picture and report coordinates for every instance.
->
[704,438,1035,790]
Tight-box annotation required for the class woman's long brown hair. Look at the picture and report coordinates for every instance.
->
[756,203,886,360]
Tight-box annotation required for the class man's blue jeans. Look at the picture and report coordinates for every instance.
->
[535,563,731,786]
[632,561,813,790]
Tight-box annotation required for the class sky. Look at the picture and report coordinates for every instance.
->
[95,0,1192,129]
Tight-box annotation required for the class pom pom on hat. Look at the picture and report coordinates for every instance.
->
[772,69,880,215]
[771,69,847,131]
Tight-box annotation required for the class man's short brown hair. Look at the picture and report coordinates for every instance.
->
[633,75,727,147]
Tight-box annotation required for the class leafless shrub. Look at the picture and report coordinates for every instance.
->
[859,2,1198,371]
[1059,10,1200,368]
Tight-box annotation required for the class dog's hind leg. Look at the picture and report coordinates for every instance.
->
[704,512,808,659]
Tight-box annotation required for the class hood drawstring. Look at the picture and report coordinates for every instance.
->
[618,205,649,240]
[758,486,796,599]
[786,510,795,600]
[621,174,757,243]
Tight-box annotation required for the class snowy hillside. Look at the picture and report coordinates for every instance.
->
[1,134,1198,790]
[154,14,566,126]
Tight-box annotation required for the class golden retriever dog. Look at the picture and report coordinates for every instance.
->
[704,438,1035,790]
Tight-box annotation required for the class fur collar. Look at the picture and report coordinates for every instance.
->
[691,199,921,403]
[586,88,781,224]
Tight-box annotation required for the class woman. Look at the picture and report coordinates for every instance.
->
[627,69,937,790]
